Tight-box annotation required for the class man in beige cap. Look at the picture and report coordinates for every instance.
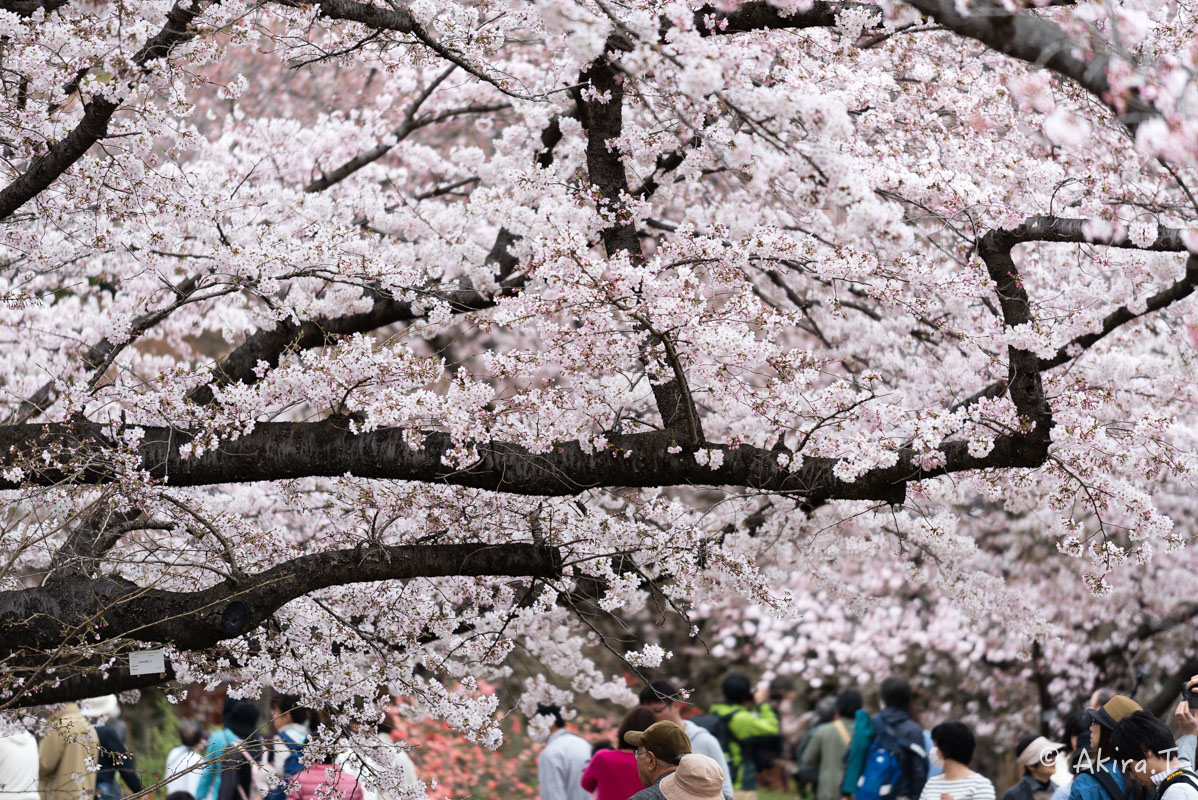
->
[661,754,728,800]
[625,720,694,800]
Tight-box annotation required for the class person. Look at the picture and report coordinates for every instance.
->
[334,717,421,800]
[165,720,207,796]
[266,695,309,800]
[536,704,591,800]
[1090,690,1118,713]
[0,728,39,800]
[842,676,928,800]
[1051,712,1094,800]
[660,755,729,800]
[626,720,694,800]
[917,722,995,800]
[582,706,658,800]
[287,713,362,800]
[82,696,142,800]
[1004,735,1064,800]
[640,680,734,800]
[196,699,262,800]
[167,793,197,800]
[801,690,860,800]
[38,701,100,800]
[1175,675,1198,767]
[1111,711,1198,800]
[708,673,782,800]
[1070,695,1142,800]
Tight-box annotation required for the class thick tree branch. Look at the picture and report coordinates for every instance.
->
[0,542,560,661]
[579,56,704,443]
[0,419,1054,503]
[0,0,208,222]
[692,0,881,34]
[901,0,1156,133]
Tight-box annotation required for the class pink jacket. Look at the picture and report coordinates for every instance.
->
[285,765,362,800]
[580,749,644,800]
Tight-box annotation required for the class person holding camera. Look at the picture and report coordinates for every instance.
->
[1175,675,1198,768]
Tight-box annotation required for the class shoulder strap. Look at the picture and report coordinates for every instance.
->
[834,720,851,745]
[1093,768,1124,800]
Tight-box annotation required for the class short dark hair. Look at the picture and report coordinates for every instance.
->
[722,673,753,704]
[932,721,976,766]
[1014,734,1038,773]
[1112,711,1176,763]
[274,694,308,726]
[166,792,195,800]
[617,706,658,750]
[815,698,836,724]
[639,680,679,707]
[836,689,863,719]
[1093,687,1117,708]
[880,677,911,712]
[179,719,203,748]
[536,703,566,728]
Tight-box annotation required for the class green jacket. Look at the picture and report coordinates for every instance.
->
[709,702,781,791]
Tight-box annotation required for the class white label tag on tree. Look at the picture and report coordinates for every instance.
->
[129,649,166,676]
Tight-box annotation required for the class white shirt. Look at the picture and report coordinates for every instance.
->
[537,729,591,800]
[683,720,734,800]
[1152,762,1198,800]
[335,732,420,800]
[918,772,997,800]
[0,732,39,800]
[165,744,203,795]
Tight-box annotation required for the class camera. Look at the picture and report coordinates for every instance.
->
[1183,678,1198,711]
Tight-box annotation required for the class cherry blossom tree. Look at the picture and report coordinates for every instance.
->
[2,0,1198,789]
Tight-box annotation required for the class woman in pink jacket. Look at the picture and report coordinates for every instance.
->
[581,707,657,800]
[285,715,362,800]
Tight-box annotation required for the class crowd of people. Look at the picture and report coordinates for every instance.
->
[0,693,418,800]
[536,674,1198,800]
[2,675,1198,800]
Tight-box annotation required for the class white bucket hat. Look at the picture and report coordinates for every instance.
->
[79,695,119,719]
[661,754,726,800]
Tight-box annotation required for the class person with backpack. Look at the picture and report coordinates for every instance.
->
[265,695,309,800]
[801,691,861,800]
[841,676,929,800]
[640,680,734,800]
[1111,711,1198,800]
[706,673,782,800]
[196,700,263,800]
[1069,695,1143,800]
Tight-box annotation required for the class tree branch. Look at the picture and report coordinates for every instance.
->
[0,542,560,661]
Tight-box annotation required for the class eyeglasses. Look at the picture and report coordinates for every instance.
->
[635,748,648,758]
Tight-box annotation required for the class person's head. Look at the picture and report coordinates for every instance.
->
[273,693,308,727]
[624,720,692,786]
[536,703,566,730]
[1089,687,1117,711]
[815,698,836,724]
[1088,695,1142,755]
[769,677,796,704]
[618,706,660,751]
[931,721,976,767]
[79,695,119,722]
[1062,710,1091,752]
[640,680,683,724]
[660,753,726,800]
[835,689,863,721]
[880,676,911,713]
[1112,711,1180,786]
[1016,735,1064,782]
[166,792,195,800]
[179,719,204,751]
[721,673,754,706]
[227,700,261,741]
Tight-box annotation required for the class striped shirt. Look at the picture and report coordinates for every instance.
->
[919,773,998,800]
